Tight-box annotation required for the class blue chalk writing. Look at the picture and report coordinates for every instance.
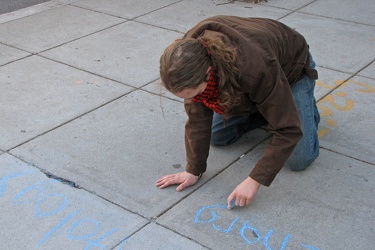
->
[300,244,320,250]
[1,168,125,249]
[40,210,120,249]
[0,170,37,197]
[240,220,261,245]
[69,219,100,241]
[194,204,224,224]
[69,218,120,250]
[82,227,119,250]
[34,193,69,217]
[264,229,274,250]
[13,180,58,205]
[264,230,292,250]
[195,204,240,234]
[281,234,291,250]
[213,217,239,234]
[194,204,320,249]
[38,209,82,246]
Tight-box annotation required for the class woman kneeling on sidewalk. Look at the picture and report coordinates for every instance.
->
[156,15,320,209]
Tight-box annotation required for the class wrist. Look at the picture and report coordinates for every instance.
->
[186,171,202,178]
[195,173,203,178]
[247,176,261,187]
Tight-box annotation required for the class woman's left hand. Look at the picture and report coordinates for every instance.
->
[156,171,200,192]
[227,177,261,209]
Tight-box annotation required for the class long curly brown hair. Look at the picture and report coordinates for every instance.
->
[159,35,242,112]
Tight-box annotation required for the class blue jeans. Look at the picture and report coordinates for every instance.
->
[211,56,320,171]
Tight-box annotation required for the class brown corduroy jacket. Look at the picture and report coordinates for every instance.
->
[182,15,318,186]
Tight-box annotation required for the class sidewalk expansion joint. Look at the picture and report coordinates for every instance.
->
[154,222,212,250]
[320,146,375,166]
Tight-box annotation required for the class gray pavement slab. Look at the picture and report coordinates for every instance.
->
[57,0,81,3]
[318,75,375,164]
[72,0,179,20]
[358,61,375,79]
[0,1,63,24]
[0,153,148,249]
[135,0,291,33]
[0,55,133,150]
[300,0,375,25]
[41,21,180,88]
[0,5,124,53]
[0,0,50,15]
[157,145,375,249]
[10,89,270,218]
[0,43,30,66]
[118,223,208,249]
[260,0,316,10]
[280,12,375,74]
[1,0,375,248]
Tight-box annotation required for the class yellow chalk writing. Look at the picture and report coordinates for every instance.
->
[317,79,374,138]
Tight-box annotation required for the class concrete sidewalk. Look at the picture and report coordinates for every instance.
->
[0,0,374,249]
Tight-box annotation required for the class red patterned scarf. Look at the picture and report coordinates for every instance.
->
[192,71,224,114]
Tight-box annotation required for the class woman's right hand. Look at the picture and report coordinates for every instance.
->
[156,171,200,192]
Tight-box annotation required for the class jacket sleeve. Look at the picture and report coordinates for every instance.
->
[184,99,214,176]
[247,57,303,186]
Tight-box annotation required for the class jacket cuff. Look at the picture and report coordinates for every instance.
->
[186,162,206,176]
[249,166,277,187]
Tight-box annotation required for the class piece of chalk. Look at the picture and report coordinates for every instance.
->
[231,199,236,208]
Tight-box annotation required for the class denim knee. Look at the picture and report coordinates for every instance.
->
[211,114,250,146]
[211,127,241,146]
[286,150,319,171]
